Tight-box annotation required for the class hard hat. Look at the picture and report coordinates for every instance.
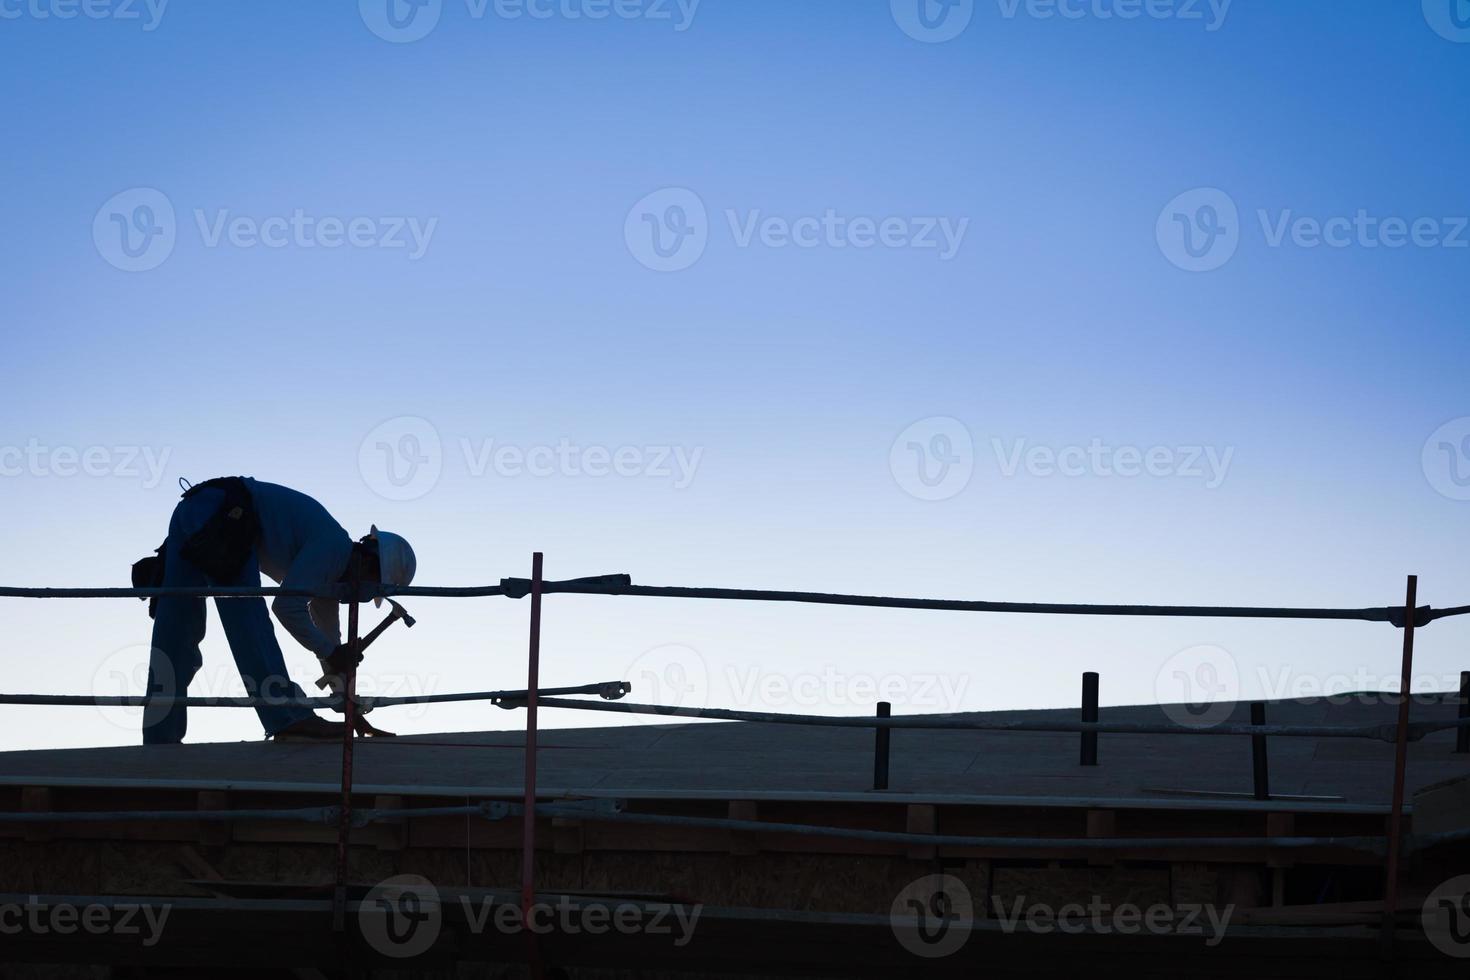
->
[369,525,416,607]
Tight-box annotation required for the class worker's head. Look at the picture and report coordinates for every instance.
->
[365,525,416,607]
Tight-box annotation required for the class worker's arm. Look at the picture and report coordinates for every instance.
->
[308,597,342,650]
[270,536,352,658]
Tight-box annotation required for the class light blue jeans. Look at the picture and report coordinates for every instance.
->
[144,487,315,743]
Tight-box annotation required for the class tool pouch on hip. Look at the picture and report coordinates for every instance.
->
[178,476,259,583]
[130,544,166,619]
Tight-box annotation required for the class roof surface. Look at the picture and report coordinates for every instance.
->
[0,694,1465,811]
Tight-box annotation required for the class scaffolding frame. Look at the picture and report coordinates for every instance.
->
[3,561,1469,970]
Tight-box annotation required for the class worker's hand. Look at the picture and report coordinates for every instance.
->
[322,641,363,678]
[315,641,361,702]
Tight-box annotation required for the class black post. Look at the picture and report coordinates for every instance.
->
[1081,672,1099,767]
[873,702,891,790]
[1251,701,1270,801]
[1457,671,1469,755]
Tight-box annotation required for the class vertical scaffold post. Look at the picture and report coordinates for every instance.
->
[521,552,544,977]
[1456,671,1469,755]
[332,580,361,932]
[1380,574,1418,956]
[1250,701,1269,801]
[1081,671,1099,766]
[873,702,892,791]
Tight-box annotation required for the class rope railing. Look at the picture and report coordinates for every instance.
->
[0,681,631,712]
[3,574,1467,625]
[524,695,1470,743]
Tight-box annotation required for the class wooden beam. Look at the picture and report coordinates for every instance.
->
[1265,812,1295,869]
[905,804,936,860]
[21,787,51,843]
[372,795,406,851]
[1085,808,1117,867]
[552,815,584,855]
[197,791,231,846]
[728,801,759,856]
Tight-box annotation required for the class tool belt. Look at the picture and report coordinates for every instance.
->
[178,476,259,583]
[131,477,261,617]
[130,546,166,619]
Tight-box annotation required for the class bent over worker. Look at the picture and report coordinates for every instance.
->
[141,477,415,744]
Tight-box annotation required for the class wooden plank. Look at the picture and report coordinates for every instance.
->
[905,804,936,860]
[21,787,51,843]
[197,791,230,846]
[372,794,406,851]
[729,801,759,856]
[1265,812,1295,869]
[552,815,585,855]
[1086,808,1117,867]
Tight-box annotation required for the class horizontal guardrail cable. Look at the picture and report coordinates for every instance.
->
[2,574,1466,625]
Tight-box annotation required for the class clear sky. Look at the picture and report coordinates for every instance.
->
[1,0,1468,750]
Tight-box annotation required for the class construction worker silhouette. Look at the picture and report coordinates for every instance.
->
[140,478,415,743]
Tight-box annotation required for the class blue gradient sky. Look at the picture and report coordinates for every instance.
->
[2,0,1468,750]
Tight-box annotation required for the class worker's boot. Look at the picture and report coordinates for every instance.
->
[271,716,348,741]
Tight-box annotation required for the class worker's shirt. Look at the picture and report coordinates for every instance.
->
[246,479,352,659]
